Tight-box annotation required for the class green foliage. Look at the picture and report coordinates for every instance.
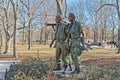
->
[6,58,120,80]
[6,58,55,80]
[67,66,120,80]
[83,66,120,80]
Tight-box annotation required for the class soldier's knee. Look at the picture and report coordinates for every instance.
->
[73,47,82,56]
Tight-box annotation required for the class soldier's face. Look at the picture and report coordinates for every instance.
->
[68,17,75,23]
[55,18,60,23]
[55,17,61,23]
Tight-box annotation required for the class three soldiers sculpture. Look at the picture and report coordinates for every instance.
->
[50,13,85,74]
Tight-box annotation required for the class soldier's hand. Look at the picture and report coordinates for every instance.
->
[50,39,56,48]
[82,46,86,50]
[49,43,53,47]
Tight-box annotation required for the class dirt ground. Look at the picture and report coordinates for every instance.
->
[82,53,120,67]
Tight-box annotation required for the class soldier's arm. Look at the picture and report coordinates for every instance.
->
[81,31,85,48]
[50,38,56,47]
[64,25,68,36]
[79,22,84,33]
[66,32,71,51]
[50,28,57,47]
[79,22,86,49]
[50,25,58,47]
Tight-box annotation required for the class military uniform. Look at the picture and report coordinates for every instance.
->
[54,22,70,69]
[68,20,83,73]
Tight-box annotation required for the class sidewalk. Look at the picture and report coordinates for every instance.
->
[53,65,88,78]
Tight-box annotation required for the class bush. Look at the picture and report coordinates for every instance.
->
[66,66,120,80]
[6,58,56,80]
[6,58,120,80]
[83,66,120,80]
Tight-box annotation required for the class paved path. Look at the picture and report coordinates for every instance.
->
[53,65,88,78]
[0,60,20,80]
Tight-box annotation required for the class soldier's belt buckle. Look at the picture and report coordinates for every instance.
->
[72,38,81,40]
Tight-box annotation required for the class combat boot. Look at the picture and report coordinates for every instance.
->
[53,64,62,70]
[71,68,80,74]
[69,64,72,71]
[62,64,68,74]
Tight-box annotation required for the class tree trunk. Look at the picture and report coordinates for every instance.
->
[56,0,63,16]
[0,33,3,47]
[94,29,98,43]
[44,31,47,45]
[112,27,114,42]
[39,29,43,45]
[28,20,32,49]
[4,37,11,54]
[22,24,25,45]
[104,29,107,41]
[13,9,17,58]
[64,0,67,18]
[101,29,104,41]
[116,0,120,53]
[118,28,120,53]
[101,28,106,41]
[31,28,33,46]
[13,22,17,58]
[46,32,49,45]
[10,0,18,58]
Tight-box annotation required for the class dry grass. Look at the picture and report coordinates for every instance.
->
[81,47,120,67]
[0,43,120,64]
[0,44,55,60]
[2,44,120,79]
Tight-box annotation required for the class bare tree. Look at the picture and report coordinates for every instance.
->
[20,0,44,49]
[93,14,99,42]
[10,0,18,58]
[18,4,26,45]
[0,30,3,47]
[64,0,67,18]
[55,0,63,16]
[0,0,14,54]
[39,28,43,44]
[97,0,120,53]
[0,20,3,47]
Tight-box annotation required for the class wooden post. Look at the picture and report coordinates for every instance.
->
[37,50,40,58]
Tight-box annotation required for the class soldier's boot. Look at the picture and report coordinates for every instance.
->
[72,68,80,74]
[53,64,61,70]
[62,64,68,74]
[69,64,72,71]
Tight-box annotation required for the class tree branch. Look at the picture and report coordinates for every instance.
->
[10,31,14,38]
[96,3,117,12]
[17,26,26,30]
[20,0,28,9]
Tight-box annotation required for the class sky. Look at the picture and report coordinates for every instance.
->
[66,0,91,24]
[65,0,119,34]
[1,0,119,32]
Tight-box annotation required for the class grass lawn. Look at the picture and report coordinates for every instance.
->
[1,44,120,79]
[0,44,55,60]
[0,43,120,67]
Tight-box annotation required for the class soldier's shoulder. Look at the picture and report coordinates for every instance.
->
[75,20,81,24]
[62,23,69,29]
[62,21,69,26]
[75,20,84,26]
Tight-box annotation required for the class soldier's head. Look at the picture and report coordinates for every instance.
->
[55,15,62,23]
[68,13,75,23]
